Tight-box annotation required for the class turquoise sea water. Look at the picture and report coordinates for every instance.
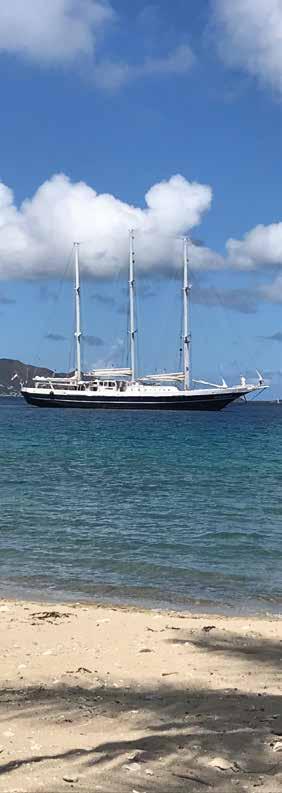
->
[0,398,281,614]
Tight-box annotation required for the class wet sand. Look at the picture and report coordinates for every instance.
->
[0,598,281,792]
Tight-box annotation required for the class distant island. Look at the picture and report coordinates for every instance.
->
[0,358,58,396]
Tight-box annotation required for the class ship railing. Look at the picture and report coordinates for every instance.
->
[33,374,81,390]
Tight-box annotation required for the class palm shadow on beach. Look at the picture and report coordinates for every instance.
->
[0,630,281,792]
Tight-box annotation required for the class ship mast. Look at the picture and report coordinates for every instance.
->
[129,229,136,382]
[74,242,82,381]
[183,237,191,390]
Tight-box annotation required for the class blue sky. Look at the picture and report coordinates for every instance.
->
[0,0,282,394]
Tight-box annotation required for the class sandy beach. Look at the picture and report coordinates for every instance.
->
[0,598,281,792]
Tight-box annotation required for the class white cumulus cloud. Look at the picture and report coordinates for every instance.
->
[214,0,282,94]
[0,1,195,87]
[0,0,114,64]
[226,222,282,269]
[0,173,223,280]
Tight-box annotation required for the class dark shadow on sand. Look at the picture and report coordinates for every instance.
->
[0,630,281,791]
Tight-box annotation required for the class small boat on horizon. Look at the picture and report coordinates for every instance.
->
[21,234,266,411]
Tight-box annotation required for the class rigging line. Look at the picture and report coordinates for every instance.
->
[68,333,75,375]
[104,242,129,371]
[171,271,183,373]
[190,268,233,379]
[166,262,184,374]
[67,299,75,375]
[65,247,80,376]
[247,386,268,401]
[69,288,77,375]
[79,270,87,374]
[139,278,156,377]
[242,272,267,376]
[125,286,130,369]
[210,281,243,370]
[151,275,181,375]
[190,267,263,380]
[33,247,74,376]
[135,271,142,379]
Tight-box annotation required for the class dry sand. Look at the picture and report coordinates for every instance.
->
[0,598,281,792]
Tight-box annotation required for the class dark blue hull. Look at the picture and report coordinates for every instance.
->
[21,390,241,411]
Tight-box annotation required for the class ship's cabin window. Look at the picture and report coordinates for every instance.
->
[102,380,116,389]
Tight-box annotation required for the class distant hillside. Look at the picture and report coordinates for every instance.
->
[0,359,52,395]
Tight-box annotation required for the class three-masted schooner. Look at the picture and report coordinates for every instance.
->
[21,234,265,410]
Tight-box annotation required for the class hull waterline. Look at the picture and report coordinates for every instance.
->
[21,390,243,411]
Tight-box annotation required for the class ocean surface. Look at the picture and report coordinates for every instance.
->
[0,398,281,615]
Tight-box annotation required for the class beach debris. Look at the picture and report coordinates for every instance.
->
[139,648,152,653]
[56,715,73,723]
[271,741,282,752]
[65,666,92,675]
[145,769,154,776]
[124,750,152,772]
[161,672,177,677]
[76,667,92,674]
[132,789,147,793]
[126,750,154,767]
[173,772,213,787]
[124,763,141,772]
[63,776,79,783]
[31,611,71,622]
[209,757,237,771]
[202,625,216,633]
[127,751,143,762]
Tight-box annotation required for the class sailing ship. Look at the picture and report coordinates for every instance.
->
[21,234,266,410]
